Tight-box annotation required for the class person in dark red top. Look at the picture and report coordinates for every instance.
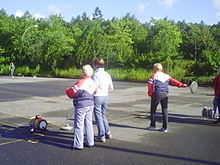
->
[147,63,187,132]
[213,70,220,123]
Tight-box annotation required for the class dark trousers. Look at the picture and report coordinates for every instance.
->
[150,93,168,129]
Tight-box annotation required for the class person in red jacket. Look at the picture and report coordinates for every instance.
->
[147,63,187,132]
[213,71,220,124]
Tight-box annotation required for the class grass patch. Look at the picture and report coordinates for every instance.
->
[107,68,152,82]
[53,67,82,78]
[0,65,213,86]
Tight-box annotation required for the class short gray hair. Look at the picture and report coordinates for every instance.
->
[83,64,93,77]
[154,63,163,71]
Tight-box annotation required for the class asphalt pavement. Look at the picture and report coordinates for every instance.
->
[0,76,220,165]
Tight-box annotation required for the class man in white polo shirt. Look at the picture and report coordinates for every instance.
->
[93,58,114,142]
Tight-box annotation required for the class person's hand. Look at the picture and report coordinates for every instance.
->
[182,84,187,87]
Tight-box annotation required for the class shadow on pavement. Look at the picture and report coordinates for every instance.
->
[37,129,73,149]
[0,123,73,150]
[94,143,220,165]
[168,113,218,126]
[1,122,220,165]
[108,111,219,130]
[109,123,147,130]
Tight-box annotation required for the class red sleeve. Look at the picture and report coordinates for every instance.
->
[148,83,153,96]
[169,77,184,88]
[66,77,87,98]
[214,74,220,97]
[148,74,154,96]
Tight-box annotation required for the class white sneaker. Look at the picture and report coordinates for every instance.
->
[160,128,168,132]
[95,137,106,143]
[106,133,112,139]
[146,126,156,131]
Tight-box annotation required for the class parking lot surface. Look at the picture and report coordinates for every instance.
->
[0,76,220,165]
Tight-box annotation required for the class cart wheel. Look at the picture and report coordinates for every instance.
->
[38,119,47,131]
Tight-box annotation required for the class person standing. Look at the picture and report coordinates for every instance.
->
[9,62,15,77]
[212,62,220,119]
[71,65,97,150]
[147,63,187,132]
[93,58,114,142]
[213,63,220,124]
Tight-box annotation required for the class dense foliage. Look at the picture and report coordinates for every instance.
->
[0,7,220,84]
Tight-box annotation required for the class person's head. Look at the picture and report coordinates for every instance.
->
[82,64,93,77]
[153,63,163,72]
[93,57,105,69]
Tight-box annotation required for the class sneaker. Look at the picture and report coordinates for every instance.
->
[95,137,106,143]
[106,134,112,139]
[84,144,94,148]
[71,146,83,150]
[146,126,156,131]
[160,128,168,132]
[100,138,106,143]
[212,119,220,124]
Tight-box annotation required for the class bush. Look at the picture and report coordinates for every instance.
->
[107,68,152,82]
[167,67,186,82]
[0,64,9,75]
[182,77,196,84]
[181,76,213,86]
[53,67,82,78]
[106,68,125,80]
[32,65,40,76]
[163,60,194,75]
[15,66,32,76]
[195,76,213,86]
[0,65,39,76]
[192,62,217,77]
[1,63,212,86]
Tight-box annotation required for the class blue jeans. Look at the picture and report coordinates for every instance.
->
[213,97,218,118]
[94,96,110,139]
[73,105,94,149]
[10,69,14,76]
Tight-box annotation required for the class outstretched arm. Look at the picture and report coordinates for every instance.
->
[169,77,187,88]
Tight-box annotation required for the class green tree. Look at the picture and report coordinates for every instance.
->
[37,15,75,72]
[148,19,183,63]
[0,9,17,64]
[74,20,109,66]
[122,13,149,68]
[1,7,220,79]
[92,7,103,21]
[105,18,134,67]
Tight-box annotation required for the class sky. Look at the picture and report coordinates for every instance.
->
[1,0,220,25]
